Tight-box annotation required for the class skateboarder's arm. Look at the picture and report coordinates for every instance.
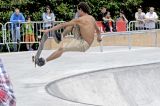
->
[95,22,101,36]
[47,19,80,31]
[92,17,102,42]
[96,27,102,42]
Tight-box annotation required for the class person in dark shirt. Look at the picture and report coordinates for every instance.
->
[97,7,107,21]
[97,7,110,32]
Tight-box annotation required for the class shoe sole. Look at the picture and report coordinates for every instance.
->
[54,32,62,44]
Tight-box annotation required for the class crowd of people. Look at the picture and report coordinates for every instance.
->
[97,7,128,32]
[97,6,159,32]
[9,6,56,52]
[2,5,159,52]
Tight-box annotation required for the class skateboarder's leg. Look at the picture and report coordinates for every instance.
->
[46,47,64,62]
[35,26,73,66]
[45,38,90,63]
[36,44,64,67]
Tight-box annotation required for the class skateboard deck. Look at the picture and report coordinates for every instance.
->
[32,34,48,67]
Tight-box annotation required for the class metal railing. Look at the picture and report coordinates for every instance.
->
[99,29,159,51]
[0,20,160,52]
[3,21,65,52]
[0,23,4,44]
[101,31,144,50]
[0,23,6,52]
[128,20,160,31]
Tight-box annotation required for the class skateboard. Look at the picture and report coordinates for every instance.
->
[32,31,62,67]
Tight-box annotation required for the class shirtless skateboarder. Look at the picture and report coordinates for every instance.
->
[37,2,102,66]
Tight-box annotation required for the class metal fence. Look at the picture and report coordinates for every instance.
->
[128,20,160,31]
[0,23,6,52]
[100,29,159,51]
[101,31,145,50]
[3,21,65,52]
[0,23,4,44]
[1,20,160,52]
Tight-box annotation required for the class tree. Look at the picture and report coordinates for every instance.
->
[2,0,159,23]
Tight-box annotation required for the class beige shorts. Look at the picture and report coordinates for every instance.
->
[63,38,90,52]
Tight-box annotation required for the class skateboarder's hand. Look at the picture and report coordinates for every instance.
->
[97,36,102,42]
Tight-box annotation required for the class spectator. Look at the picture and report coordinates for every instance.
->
[0,59,16,106]
[116,11,128,32]
[145,7,158,30]
[103,11,114,32]
[97,7,107,21]
[42,5,55,37]
[135,7,145,30]
[23,16,35,51]
[10,7,25,52]
[97,7,107,32]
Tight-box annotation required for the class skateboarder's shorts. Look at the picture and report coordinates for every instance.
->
[63,38,90,52]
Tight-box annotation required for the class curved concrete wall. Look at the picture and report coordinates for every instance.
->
[46,62,160,106]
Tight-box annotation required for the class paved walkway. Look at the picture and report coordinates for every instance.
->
[1,46,160,106]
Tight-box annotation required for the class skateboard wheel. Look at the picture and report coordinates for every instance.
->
[37,58,45,67]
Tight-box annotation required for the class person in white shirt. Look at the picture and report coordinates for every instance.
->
[42,5,56,37]
[135,7,145,30]
[145,7,158,29]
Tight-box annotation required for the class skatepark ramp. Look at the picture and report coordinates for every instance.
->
[46,62,160,106]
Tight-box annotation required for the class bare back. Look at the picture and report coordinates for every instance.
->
[76,15,97,45]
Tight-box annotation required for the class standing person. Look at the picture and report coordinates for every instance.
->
[37,2,102,67]
[116,11,128,32]
[24,16,35,51]
[0,59,16,106]
[42,5,55,37]
[135,7,146,30]
[145,7,158,30]
[10,7,25,52]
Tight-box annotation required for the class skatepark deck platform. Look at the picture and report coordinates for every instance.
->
[1,46,160,106]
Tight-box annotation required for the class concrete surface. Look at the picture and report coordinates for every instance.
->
[46,62,160,106]
[1,46,160,106]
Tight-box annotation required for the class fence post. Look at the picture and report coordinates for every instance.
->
[3,23,10,52]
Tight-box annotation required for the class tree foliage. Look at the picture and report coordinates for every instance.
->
[0,0,159,24]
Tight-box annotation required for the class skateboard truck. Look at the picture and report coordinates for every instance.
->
[32,56,45,67]
[32,55,37,67]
